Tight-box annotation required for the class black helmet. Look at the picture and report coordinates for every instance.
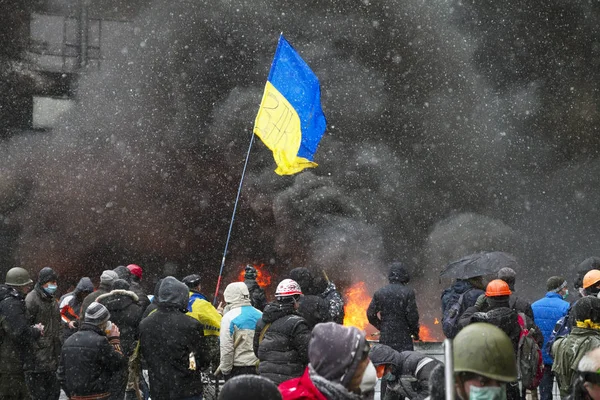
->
[182,274,201,289]
[245,265,257,280]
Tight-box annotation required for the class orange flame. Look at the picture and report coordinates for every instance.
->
[419,324,437,342]
[343,282,371,330]
[237,263,272,287]
[434,318,440,324]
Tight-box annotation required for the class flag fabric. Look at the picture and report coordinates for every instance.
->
[254,34,327,175]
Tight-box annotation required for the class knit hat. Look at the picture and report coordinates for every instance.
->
[113,279,130,290]
[308,322,368,388]
[498,267,516,290]
[75,277,94,293]
[127,264,143,280]
[85,302,110,326]
[100,270,118,285]
[38,267,58,285]
[547,276,567,292]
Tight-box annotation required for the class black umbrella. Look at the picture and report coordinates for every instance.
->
[439,251,519,280]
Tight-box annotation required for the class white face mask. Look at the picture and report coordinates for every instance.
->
[359,360,377,394]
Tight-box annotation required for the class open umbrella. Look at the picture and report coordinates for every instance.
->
[439,251,519,280]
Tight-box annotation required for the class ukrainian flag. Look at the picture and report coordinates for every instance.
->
[254,35,327,175]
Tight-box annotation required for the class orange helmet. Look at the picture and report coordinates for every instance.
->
[583,270,600,289]
[485,279,512,297]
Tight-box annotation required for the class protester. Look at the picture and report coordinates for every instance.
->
[0,267,44,399]
[219,374,283,400]
[441,275,486,317]
[80,270,118,320]
[428,322,518,400]
[126,264,151,312]
[367,261,420,352]
[183,273,222,369]
[57,302,126,399]
[289,267,330,328]
[244,265,267,311]
[552,296,600,397]
[141,278,162,319]
[139,276,210,399]
[582,270,600,297]
[569,348,600,400]
[575,258,600,298]
[497,267,535,320]
[218,282,262,379]
[369,343,442,400]
[314,273,345,324]
[113,265,133,283]
[532,276,571,400]
[24,267,62,400]
[254,278,311,385]
[279,322,377,400]
[59,276,93,340]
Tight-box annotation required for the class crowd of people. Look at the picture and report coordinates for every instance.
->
[2,256,600,400]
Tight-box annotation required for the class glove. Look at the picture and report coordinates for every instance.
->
[474,294,488,311]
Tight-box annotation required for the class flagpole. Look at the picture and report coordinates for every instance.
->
[213,132,255,305]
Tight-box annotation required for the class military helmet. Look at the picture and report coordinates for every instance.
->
[5,267,33,287]
[453,322,517,382]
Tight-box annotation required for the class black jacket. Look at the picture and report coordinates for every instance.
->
[367,283,420,352]
[139,305,210,399]
[297,295,329,329]
[319,282,345,324]
[96,289,142,357]
[80,283,112,321]
[129,281,151,313]
[244,279,267,312]
[24,284,62,372]
[253,301,311,385]
[509,294,535,321]
[459,305,521,353]
[0,284,41,374]
[58,323,126,397]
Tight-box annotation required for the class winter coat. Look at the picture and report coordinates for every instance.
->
[440,280,484,316]
[366,283,420,352]
[80,283,112,321]
[532,292,570,364]
[139,304,210,399]
[59,278,93,341]
[552,327,600,397]
[24,284,62,372]
[186,290,222,337]
[245,278,267,312]
[319,282,345,324]
[458,305,521,353]
[219,285,262,375]
[129,281,151,312]
[279,366,363,400]
[57,323,126,397]
[253,301,311,385]
[509,294,535,321]
[96,289,142,357]
[0,284,42,374]
[297,295,330,329]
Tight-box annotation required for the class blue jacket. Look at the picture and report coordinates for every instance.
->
[531,292,570,364]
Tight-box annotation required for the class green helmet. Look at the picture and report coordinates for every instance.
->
[5,267,33,287]
[453,322,517,382]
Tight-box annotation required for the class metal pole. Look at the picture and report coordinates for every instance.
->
[444,338,455,400]
[212,133,255,305]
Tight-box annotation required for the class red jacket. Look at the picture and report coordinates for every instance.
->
[279,367,327,400]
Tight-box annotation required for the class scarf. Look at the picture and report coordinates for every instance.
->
[309,365,363,400]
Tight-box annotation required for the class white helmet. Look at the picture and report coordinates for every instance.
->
[275,279,302,297]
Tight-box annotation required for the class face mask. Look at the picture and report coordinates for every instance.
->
[104,321,113,335]
[469,384,507,400]
[563,290,569,299]
[43,284,57,295]
[359,360,377,394]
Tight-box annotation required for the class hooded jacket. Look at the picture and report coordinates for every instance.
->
[253,301,311,385]
[59,277,94,340]
[244,278,267,312]
[219,282,262,375]
[139,276,210,399]
[96,289,142,357]
[366,263,419,352]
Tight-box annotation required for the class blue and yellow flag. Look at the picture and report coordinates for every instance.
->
[254,35,327,175]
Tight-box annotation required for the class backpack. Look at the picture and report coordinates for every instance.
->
[545,313,570,356]
[442,292,469,339]
[517,313,544,390]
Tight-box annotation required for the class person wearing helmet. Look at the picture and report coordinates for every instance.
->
[552,296,600,397]
[244,265,267,311]
[0,267,44,399]
[575,258,600,298]
[428,322,518,400]
[126,264,151,312]
[182,273,222,370]
[569,347,600,400]
[253,279,311,385]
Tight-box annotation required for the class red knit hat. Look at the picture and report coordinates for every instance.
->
[127,264,143,279]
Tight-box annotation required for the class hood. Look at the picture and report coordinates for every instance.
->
[113,265,132,283]
[224,282,251,308]
[451,279,477,294]
[289,267,315,295]
[157,276,189,310]
[388,262,410,284]
[75,277,94,294]
[261,301,296,323]
[96,289,139,310]
[0,284,17,302]
[368,343,405,367]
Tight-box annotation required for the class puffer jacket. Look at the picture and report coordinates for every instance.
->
[96,289,142,357]
[24,284,62,372]
[532,292,570,364]
[552,327,600,396]
[58,323,126,397]
[0,284,42,374]
[253,301,311,385]
[319,282,345,324]
[219,282,262,375]
[244,279,267,311]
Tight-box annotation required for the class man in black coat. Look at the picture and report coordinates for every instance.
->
[0,267,44,400]
[367,262,420,352]
[244,265,267,311]
[139,276,210,399]
[58,302,126,399]
[126,264,151,313]
[253,279,311,385]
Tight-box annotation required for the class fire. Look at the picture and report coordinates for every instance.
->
[419,324,437,342]
[343,281,371,330]
[237,263,272,287]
